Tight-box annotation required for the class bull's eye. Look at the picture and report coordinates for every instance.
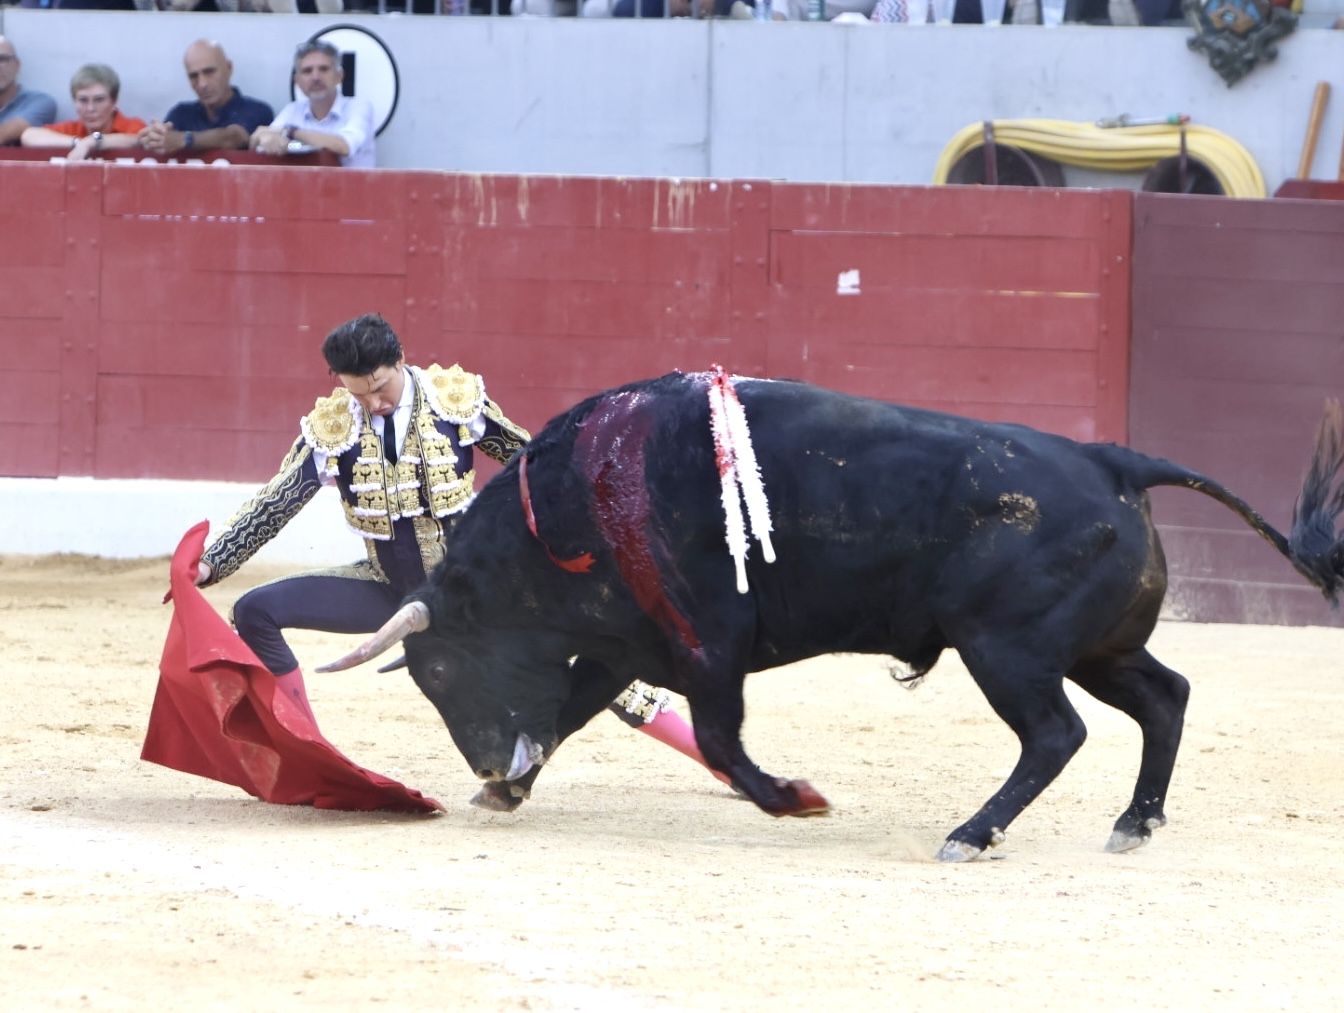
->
[429,663,448,683]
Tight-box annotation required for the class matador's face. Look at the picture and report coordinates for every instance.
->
[339,359,406,419]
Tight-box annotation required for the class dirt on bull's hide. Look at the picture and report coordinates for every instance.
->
[3,555,1344,1009]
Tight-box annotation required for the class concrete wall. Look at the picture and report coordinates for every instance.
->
[5,9,1344,194]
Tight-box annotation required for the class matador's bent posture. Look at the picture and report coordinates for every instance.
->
[196,313,727,788]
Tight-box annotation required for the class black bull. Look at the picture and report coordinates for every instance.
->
[323,373,1344,861]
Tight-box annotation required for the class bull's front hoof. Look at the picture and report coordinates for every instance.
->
[935,839,985,863]
[470,781,525,812]
[780,778,830,817]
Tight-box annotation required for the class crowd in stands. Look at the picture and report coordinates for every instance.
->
[0,34,375,165]
[0,0,1190,165]
[0,0,1185,22]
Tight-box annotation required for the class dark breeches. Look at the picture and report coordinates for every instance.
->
[231,567,406,674]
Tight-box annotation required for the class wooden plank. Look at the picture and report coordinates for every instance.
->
[769,287,1100,351]
[0,213,65,268]
[795,343,1099,408]
[96,374,327,433]
[0,162,69,212]
[439,276,728,338]
[99,218,408,276]
[449,226,732,284]
[454,332,734,393]
[97,269,406,326]
[96,322,334,379]
[95,424,298,481]
[770,182,1118,239]
[770,231,1102,294]
[440,174,732,230]
[0,266,67,319]
[100,164,409,221]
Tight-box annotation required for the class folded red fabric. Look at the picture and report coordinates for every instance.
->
[141,522,442,813]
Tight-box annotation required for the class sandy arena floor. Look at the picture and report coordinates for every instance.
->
[2,553,1343,1010]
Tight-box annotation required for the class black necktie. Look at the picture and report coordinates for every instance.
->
[381,415,398,465]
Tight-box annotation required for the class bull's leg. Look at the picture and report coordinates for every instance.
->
[684,670,830,817]
[939,650,1087,862]
[1069,649,1190,853]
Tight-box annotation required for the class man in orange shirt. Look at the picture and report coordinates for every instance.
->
[20,63,145,161]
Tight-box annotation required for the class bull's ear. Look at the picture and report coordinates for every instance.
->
[377,654,408,673]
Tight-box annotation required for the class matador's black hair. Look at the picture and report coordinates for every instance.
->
[321,313,403,377]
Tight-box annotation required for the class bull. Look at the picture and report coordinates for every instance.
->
[322,371,1344,861]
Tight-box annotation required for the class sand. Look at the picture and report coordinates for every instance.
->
[3,553,1343,1010]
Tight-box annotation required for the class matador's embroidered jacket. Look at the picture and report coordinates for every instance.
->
[200,363,529,590]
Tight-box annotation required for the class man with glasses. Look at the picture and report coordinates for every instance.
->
[0,37,56,146]
[251,41,375,169]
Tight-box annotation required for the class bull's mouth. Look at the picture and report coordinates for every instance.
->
[500,732,545,781]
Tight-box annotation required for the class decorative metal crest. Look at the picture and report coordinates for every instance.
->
[1183,0,1296,87]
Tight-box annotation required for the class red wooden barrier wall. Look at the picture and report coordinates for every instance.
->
[1130,193,1344,627]
[0,162,1131,485]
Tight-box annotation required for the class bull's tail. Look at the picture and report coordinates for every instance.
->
[1288,400,1344,601]
[1104,399,1344,604]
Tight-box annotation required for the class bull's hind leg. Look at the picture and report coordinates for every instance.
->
[1069,649,1189,853]
[939,647,1087,862]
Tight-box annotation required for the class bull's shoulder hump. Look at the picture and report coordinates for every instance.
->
[300,387,360,455]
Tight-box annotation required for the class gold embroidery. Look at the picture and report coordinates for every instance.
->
[612,680,671,724]
[201,440,322,584]
[420,363,485,425]
[300,388,359,456]
[341,409,474,541]
[479,398,531,464]
[413,515,447,574]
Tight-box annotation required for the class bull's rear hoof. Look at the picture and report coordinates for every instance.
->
[470,782,524,812]
[781,778,830,817]
[1104,831,1147,853]
[935,839,985,863]
[1105,814,1164,853]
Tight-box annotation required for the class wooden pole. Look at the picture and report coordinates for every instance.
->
[1298,81,1330,179]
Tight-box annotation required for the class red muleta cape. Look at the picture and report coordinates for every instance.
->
[141,522,442,813]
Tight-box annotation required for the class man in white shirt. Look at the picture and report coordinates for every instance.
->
[251,40,375,169]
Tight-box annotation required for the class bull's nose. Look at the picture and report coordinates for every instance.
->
[475,767,502,781]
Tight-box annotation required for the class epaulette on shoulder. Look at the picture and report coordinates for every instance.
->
[300,387,361,455]
[420,363,487,425]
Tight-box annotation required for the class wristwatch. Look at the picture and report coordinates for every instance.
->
[182,131,195,151]
[91,131,103,149]
[284,125,299,141]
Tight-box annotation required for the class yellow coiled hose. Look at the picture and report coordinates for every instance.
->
[932,119,1265,200]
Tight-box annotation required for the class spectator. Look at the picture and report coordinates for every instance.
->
[138,40,274,156]
[605,0,720,14]
[251,41,375,169]
[18,1,137,9]
[20,63,146,162]
[0,36,57,146]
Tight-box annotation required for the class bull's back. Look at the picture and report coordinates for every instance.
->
[666,379,1164,663]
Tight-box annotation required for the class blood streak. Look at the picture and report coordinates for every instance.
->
[573,389,703,655]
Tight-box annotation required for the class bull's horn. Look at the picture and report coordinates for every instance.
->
[376,655,407,674]
[315,601,430,672]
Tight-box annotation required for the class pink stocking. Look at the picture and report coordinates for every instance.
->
[635,708,733,787]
